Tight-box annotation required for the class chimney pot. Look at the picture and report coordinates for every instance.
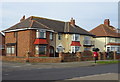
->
[104,19,110,26]
[20,15,25,22]
[70,17,75,25]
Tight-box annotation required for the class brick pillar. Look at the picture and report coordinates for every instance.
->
[76,52,81,61]
[98,52,101,60]
[113,51,116,60]
[103,52,106,60]
[59,52,64,62]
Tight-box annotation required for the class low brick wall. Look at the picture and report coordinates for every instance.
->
[81,56,93,61]
[28,57,61,63]
[1,56,62,63]
[2,56,26,63]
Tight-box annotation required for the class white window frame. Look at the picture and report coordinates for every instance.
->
[50,32,53,40]
[71,46,80,53]
[72,34,80,41]
[6,46,15,54]
[36,30,46,38]
[84,47,91,51]
[58,33,62,40]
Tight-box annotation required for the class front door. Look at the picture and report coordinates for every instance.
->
[50,46,54,57]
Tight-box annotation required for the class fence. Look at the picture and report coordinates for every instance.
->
[1,51,120,63]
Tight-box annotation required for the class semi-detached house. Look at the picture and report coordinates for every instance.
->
[90,19,120,53]
[3,16,95,57]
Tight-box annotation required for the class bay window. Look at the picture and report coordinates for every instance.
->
[35,45,47,55]
[84,47,90,51]
[71,46,80,53]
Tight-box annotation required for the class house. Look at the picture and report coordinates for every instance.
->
[3,16,95,57]
[0,32,5,56]
[90,19,120,53]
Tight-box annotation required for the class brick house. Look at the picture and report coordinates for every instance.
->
[3,16,95,57]
[0,32,5,56]
[90,19,120,53]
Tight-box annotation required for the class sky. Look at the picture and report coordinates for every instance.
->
[0,1,118,31]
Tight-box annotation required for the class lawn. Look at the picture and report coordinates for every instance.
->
[96,60,120,64]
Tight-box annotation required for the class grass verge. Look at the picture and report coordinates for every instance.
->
[96,60,120,64]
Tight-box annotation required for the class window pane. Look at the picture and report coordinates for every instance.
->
[7,47,11,54]
[72,34,80,41]
[40,32,45,38]
[50,32,53,40]
[11,46,15,54]
[75,46,80,52]
[36,30,39,38]
[39,46,46,55]
[58,33,62,40]
[35,46,39,54]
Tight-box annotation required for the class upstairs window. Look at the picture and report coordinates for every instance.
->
[50,32,53,40]
[36,30,46,39]
[84,36,90,40]
[58,33,62,40]
[72,34,80,41]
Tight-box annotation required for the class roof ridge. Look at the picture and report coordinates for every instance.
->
[32,16,65,23]
[29,20,34,28]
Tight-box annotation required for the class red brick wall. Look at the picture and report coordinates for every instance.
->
[29,57,61,63]
[17,30,36,57]
[2,56,26,63]
[2,56,61,63]
[5,32,16,56]
[0,33,5,55]
[5,30,36,57]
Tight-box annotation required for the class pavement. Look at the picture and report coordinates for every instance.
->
[68,73,119,80]
[2,61,98,72]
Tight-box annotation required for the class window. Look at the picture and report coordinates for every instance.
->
[57,46,64,52]
[50,32,53,40]
[118,47,120,52]
[14,32,17,38]
[39,46,46,54]
[84,47,90,51]
[111,47,115,51]
[36,30,46,39]
[107,47,110,52]
[58,33,62,40]
[75,46,80,52]
[71,46,80,53]
[35,45,47,55]
[6,46,15,54]
[35,45,39,55]
[109,38,115,43]
[72,34,80,41]
[84,36,90,40]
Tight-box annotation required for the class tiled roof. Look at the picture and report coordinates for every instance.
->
[3,16,94,36]
[90,24,120,38]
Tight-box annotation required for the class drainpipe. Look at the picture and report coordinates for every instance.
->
[16,32,18,56]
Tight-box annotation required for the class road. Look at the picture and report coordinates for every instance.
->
[2,62,119,80]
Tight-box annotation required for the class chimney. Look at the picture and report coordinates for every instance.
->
[70,17,75,25]
[20,15,25,22]
[104,19,110,26]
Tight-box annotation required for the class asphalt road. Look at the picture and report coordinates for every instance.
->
[2,63,118,80]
